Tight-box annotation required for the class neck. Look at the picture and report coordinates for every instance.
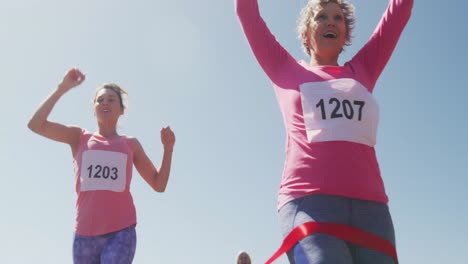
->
[96,123,119,138]
[309,52,339,66]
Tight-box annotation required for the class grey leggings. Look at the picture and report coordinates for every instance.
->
[279,194,396,264]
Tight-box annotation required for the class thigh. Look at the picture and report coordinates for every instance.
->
[278,195,353,264]
[73,234,107,264]
[101,225,137,264]
[349,199,396,264]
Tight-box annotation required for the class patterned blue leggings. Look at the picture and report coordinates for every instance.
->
[73,225,137,264]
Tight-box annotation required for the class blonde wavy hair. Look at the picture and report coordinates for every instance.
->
[297,0,356,56]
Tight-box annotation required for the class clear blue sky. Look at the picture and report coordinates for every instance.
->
[1,0,467,263]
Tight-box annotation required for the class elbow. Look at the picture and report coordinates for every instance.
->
[235,0,250,19]
[151,177,167,193]
[153,185,166,193]
[27,120,40,133]
[409,1,414,18]
[234,0,241,16]
[151,172,170,193]
[399,0,414,20]
[404,0,414,17]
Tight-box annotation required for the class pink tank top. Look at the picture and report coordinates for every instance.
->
[73,129,136,236]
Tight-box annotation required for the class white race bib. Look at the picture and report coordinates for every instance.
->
[80,150,127,192]
[299,78,379,146]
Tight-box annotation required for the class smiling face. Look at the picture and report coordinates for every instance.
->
[297,0,355,61]
[93,88,124,123]
[303,2,347,61]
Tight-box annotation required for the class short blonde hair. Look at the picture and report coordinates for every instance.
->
[297,0,355,56]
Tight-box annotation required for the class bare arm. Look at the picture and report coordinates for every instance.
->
[133,126,175,193]
[27,68,86,152]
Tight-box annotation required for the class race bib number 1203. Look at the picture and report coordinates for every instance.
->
[80,150,127,192]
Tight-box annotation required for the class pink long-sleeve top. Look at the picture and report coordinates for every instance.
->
[236,0,413,210]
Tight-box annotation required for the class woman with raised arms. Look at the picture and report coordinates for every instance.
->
[28,68,176,263]
[236,0,412,263]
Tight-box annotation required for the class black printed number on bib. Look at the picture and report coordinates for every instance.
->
[87,164,118,180]
[316,98,365,121]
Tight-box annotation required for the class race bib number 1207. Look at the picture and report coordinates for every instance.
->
[299,78,379,146]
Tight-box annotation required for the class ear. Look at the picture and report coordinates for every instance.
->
[301,32,308,45]
[301,31,312,54]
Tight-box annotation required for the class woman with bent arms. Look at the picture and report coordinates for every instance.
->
[28,68,175,263]
[236,0,412,263]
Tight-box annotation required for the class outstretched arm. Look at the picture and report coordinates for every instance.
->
[352,0,413,90]
[236,0,300,86]
[133,126,175,193]
[27,68,85,152]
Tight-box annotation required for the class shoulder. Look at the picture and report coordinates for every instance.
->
[126,136,143,153]
[67,125,86,139]
[125,135,138,144]
[72,126,87,136]
[72,127,94,144]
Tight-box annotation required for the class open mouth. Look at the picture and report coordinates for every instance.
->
[323,32,337,39]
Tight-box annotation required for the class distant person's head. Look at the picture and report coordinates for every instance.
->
[236,251,251,264]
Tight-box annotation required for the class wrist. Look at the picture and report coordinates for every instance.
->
[56,83,70,94]
[163,146,174,153]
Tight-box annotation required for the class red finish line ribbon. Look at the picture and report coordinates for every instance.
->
[265,222,398,264]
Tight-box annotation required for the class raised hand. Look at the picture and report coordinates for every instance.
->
[27,68,86,145]
[58,68,86,93]
[160,126,175,151]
